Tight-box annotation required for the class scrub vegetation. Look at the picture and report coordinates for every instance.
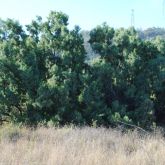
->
[0,11,165,128]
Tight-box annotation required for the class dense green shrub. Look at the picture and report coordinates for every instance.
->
[0,12,165,128]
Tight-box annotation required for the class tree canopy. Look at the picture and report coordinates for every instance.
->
[0,11,165,128]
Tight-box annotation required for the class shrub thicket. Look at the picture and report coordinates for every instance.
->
[0,11,165,128]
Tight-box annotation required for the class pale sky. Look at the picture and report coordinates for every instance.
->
[0,0,164,30]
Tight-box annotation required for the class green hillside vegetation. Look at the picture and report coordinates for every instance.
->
[0,11,165,129]
[83,27,165,62]
[138,27,165,40]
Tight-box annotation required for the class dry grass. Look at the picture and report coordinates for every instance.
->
[0,125,165,165]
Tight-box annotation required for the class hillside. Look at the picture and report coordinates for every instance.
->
[138,27,165,40]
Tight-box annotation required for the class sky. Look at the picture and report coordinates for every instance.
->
[0,0,164,30]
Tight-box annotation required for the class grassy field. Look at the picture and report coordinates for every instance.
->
[0,125,165,165]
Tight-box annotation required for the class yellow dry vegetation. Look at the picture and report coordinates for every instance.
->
[0,125,165,165]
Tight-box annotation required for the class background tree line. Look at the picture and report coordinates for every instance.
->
[0,11,165,128]
[83,27,165,61]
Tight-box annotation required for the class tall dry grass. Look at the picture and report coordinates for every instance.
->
[0,125,165,165]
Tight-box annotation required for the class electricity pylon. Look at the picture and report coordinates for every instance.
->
[131,9,135,27]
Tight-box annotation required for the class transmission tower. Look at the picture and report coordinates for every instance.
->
[163,0,165,17]
[131,9,135,27]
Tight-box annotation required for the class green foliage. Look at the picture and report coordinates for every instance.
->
[0,11,165,129]
[89,25,165,128]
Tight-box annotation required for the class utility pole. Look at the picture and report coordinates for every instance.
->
[131,9,135,27]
